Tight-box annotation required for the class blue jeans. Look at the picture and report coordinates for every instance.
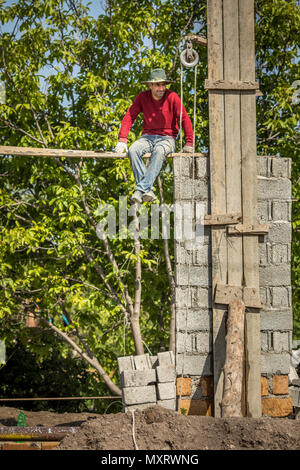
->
[128,134,176,193]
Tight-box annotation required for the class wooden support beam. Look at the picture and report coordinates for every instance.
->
[203,212,241,226]
[204,79,259,90]
[185,34,207,46]
[0,146,207,159]
[214,283,261,309]
[221,299,245,417]
[207,0,227,418]
[227,223,269,235]
[239,0,262,418]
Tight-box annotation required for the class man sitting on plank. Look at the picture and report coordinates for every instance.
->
[115,68,193,203]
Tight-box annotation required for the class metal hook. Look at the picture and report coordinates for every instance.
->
[180,41,199,68]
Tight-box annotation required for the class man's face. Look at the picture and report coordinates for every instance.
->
[149,82,167,100]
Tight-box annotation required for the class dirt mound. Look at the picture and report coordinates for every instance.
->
[1,405,299,450]
[55,405,300,451]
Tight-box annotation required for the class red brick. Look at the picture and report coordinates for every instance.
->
[2,442,40,450]
[200,376,214,397]
[261,376,268,396]
[261,397,293,417]
[176,377,192,396]
[178,398,212,416]
[273,375,289,395]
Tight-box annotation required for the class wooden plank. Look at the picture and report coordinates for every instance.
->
[239,0,262,418]
[0,146,207,159]
[227,223,269,235]
[245,313,262,417]
[215,283,261,309]
[207,0,227,418]
[204,79,259,90]
[224,0,243,287]
[203,212,241,225]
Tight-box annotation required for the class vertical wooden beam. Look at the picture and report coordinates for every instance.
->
[224,0,243,288]
[207,0,227,417]
[239,0,262,417]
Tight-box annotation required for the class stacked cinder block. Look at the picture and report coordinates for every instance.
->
[118,352,176,412]
[173,155,293,417]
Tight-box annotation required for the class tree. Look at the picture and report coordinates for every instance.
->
[0,0,299,399]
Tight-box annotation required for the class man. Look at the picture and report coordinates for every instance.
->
[114,68,194,203]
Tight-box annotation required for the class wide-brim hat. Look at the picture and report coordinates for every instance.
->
[142,68,174,84]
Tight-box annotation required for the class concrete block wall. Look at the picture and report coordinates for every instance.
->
[173,155,293,417]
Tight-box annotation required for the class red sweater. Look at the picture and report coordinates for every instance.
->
[119,89,193,144]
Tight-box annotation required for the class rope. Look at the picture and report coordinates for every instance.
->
[178,64,198,410]
[131,409,139,450]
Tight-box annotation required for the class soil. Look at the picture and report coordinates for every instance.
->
[0,405,299,450]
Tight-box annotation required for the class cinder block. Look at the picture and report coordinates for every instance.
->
[259,264,290,286]
[267,223,291,244]
[261,352,290,374]
[272,201,291,222]
[273,331,290,353]
[118,356,135,373]
[121,369,156,388]
[176,309,212,332]
[257,177,291,201]
[156,366,176,383]
[158,351,174,366]
[173,157,191,178]
[195,157,208,179]
[176,332,211,354]
[133,354,152,370]
[271,287,291,307]
[176,354,213,376]
[157,399,176,410]
[122,385,156,405]
[271,243,290,263]
[270,157,291,178]
[174,178,208,201]
[260,310,293,331]
[157,382,176,400]
[176,264,209,287]
[150,355,158,368]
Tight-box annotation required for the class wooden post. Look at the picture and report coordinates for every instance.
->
[207,0,227,418]
[207,0,262,417]
[239,0,262,418]
[221,299,245,417]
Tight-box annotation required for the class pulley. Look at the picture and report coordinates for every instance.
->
[180,40,199,68]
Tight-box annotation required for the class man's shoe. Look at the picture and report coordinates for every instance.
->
[142,190,157,203]
[131,190,143,204]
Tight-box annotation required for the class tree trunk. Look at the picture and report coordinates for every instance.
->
[221,298,245,417]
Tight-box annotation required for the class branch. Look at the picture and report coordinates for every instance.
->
[157,175,176,352]
[39,316,121,395]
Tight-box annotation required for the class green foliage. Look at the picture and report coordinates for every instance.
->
[0,0,299,409]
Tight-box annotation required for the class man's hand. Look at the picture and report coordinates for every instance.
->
[114,141,128,153]
[182,145,193,153]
